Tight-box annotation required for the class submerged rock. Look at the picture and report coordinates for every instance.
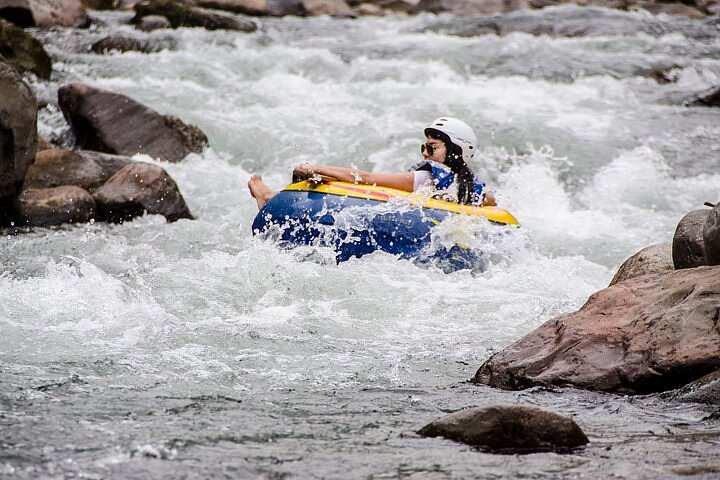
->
[609,243,672,287]
[474,266,720,395]
[135,13,170,30]
[417,404,588,453]
[704,203,720,266]
[0,61,37,199]
[685,85,720,108]
[90,35,151,53]
[0,17,51,79]
[133,0,258,31]
[16,185,95,226]
[58,83,208,163]
[92,162,193,223]
[673,209,709,270]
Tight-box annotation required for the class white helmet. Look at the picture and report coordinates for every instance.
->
[424,117,477,164]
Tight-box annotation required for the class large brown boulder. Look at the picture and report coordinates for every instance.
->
[92,162,193,223]
[0,17,51,79]
[474,266,720,395]
[16,185,95,226]
[704,203,720,266]
[609,243,673,287]
[417,404,588,453]
[57,83,208,163]
[23,149,106,192]
[0,61,37,199]
[133,0,258,31]
[673,209,709,270]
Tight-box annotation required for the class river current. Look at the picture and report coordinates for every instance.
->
[2,6,720,479]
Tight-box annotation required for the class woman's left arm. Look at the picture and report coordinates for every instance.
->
[294,164,415,192]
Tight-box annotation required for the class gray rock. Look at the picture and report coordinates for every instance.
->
[23,149,106,192]
[609,243,673,287]
[673,210,709,270]
[90,35,151,53]
[0,17,51,79]
[0,61,37,199]
[135,14,171,30]
[669,368,720,405]
[703,203,720,266]
[475,266,720,395]
[58,83,208,163]
[26,0,89,27]
[77,150,132,179]
[16,185,95,226]
[92,161,193,223]
[418,404,588,453]
[133,0,258,31]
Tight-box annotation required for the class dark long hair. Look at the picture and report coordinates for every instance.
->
[426,129,476,205]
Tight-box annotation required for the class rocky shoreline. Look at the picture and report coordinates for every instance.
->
[1,0,719,456]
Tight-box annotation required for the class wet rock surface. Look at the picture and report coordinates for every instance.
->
[77,150,132,179]
[0,17,51,78]
[16,185,95,226]
[0,61,37,199]
[23,149,106,191]
[673,209,709,270]
[135,13,171,30]
[92,162,193,223]
[667,368,720,405]
[133,0,258,31]
[418,404,588,453]
[609,243,673,286]
[89,34,152,53]
[475,266,720,395]
[704,203,720,266]
[26,0,89,27]
[58,82,207,163]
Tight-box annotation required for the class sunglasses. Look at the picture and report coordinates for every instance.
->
[421,143,438,155]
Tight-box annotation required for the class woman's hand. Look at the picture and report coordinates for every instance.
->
[292,163,316,182]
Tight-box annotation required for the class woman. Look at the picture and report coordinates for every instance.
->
[248,117,496,210]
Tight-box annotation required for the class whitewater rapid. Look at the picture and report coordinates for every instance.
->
[2,6,720,479]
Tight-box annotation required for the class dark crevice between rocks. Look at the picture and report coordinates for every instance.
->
[0,7,34,28]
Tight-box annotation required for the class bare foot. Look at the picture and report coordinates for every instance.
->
[248,175,277,210]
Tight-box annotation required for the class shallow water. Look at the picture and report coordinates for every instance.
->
[2,6,720,479]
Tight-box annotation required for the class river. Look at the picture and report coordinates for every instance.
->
[2,5,720,478]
